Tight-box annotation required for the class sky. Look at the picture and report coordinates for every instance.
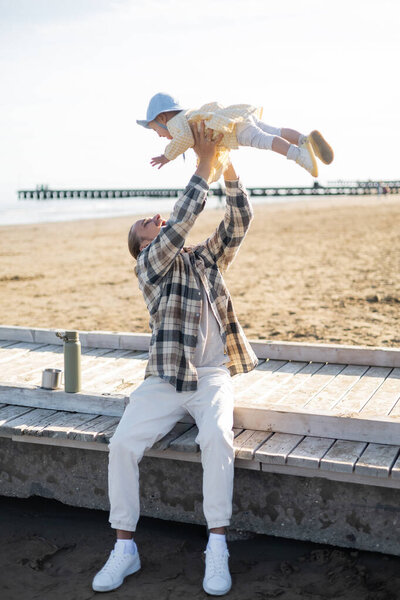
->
[1,0,399,202]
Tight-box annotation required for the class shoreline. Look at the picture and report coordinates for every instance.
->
[2,191,396,229]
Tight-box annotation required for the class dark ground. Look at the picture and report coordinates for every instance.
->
[0,496,399,600]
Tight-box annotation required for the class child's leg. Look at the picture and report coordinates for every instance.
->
[253,119,307,146]
[256,120,334,164]
[236,120,318,176]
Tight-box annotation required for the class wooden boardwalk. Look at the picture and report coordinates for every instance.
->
[1,326,399,491]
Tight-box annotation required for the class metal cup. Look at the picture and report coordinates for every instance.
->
[41,368,62,390]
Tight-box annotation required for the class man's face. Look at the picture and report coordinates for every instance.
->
[148,120,172,139]
[134,214,167,249]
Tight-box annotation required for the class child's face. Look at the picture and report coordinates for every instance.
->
[148,120,172,139]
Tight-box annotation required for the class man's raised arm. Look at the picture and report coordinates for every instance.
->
[137,123,223,285]
[196,161,254,272]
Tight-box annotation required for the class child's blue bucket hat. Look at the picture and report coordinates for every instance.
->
[136,93,184,128]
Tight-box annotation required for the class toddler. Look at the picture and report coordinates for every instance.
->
[137,93,334,183]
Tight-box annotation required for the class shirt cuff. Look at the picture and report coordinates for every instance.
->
[225,178,247,198]
[224,179,240,189]
[189,174,209,190]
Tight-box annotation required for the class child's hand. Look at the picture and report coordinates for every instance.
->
[150,155,170,169]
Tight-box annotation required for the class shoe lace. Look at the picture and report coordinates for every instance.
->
[205,549,228,577]
[101,551,126,575]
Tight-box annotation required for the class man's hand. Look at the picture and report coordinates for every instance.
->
[150,155,170,169]
[191,121,223,182]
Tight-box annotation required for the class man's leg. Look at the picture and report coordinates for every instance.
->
[186,366,234,596]
[92,376,187,592]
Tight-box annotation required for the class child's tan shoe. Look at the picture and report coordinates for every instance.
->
[308,130,334,164]
[296,140,318,177]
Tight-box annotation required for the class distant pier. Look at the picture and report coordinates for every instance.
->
[17,180,400,200]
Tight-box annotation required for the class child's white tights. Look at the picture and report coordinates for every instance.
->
[236,117,282,150]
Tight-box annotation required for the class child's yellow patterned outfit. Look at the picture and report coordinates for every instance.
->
[164,103,263,183]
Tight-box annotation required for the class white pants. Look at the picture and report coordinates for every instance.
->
[236,117,282,150]
[108,366,234,531]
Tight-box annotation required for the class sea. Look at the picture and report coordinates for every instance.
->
[0,191,315,227]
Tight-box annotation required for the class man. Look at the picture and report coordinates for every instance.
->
[92,122,258,596]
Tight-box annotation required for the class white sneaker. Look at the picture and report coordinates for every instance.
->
[203,547,232,596]
[296,140,318,177]
[92,547,141,592]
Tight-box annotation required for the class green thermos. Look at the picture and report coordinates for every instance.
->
[56,330,81,393]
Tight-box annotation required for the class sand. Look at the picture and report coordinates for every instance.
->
[1,193,399,347]
[1,496,399,600]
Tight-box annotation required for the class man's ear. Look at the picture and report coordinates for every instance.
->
[139,240,150,251]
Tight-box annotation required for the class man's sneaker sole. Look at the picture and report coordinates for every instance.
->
[92,555,141,592]
[203,580,232,596]
[309,130,334,164]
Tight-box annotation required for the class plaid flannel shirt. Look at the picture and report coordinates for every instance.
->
[136,174,258,392]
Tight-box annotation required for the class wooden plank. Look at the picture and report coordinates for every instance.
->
[0,383,127,417]
[361,368,400,416]
[86,353,148,392]
[169,426,199,453]
[235,430,272,460]
[2,327,400,366]
[236,361,308,404]
[0,341,19,349]
[332,366,392,415]
[320,440,368,473]
[98,419,121,444]
[389,398,400,418]
[233,403,400,445]
[68,415,121,443]
[4,345,64,382]
[0,404,34,428]
[255,432,304,465]
[153,422,194,451]
[354,443,400,478]
[286,436,335,468]
[305,364,368,411]
[250,339,400,367]
[391,454,400,479]
[233,360,286,394]
[254,362,324,405]
[120,333,151,351]
[277,363,346,409]
[79,331,122,349]
[232,428,244,437]
[0,326,35,343]
[0,342,48,366]
[22,410,69,436]
[35,411,100,439]
[1,408,58,436]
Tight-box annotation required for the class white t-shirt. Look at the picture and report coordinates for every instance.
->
[182,253,228,368]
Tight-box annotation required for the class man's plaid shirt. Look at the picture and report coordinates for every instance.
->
[136,174,258,392]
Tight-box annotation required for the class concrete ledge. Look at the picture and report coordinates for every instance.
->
[0,437,399,556]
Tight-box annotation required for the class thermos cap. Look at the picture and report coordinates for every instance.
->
[65,330,79,341]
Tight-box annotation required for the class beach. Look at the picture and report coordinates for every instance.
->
[1,495,399,600]
[1,193,399,347]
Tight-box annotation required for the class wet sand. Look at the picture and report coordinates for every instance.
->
[1,193,400,347]
[1,496,399,600]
